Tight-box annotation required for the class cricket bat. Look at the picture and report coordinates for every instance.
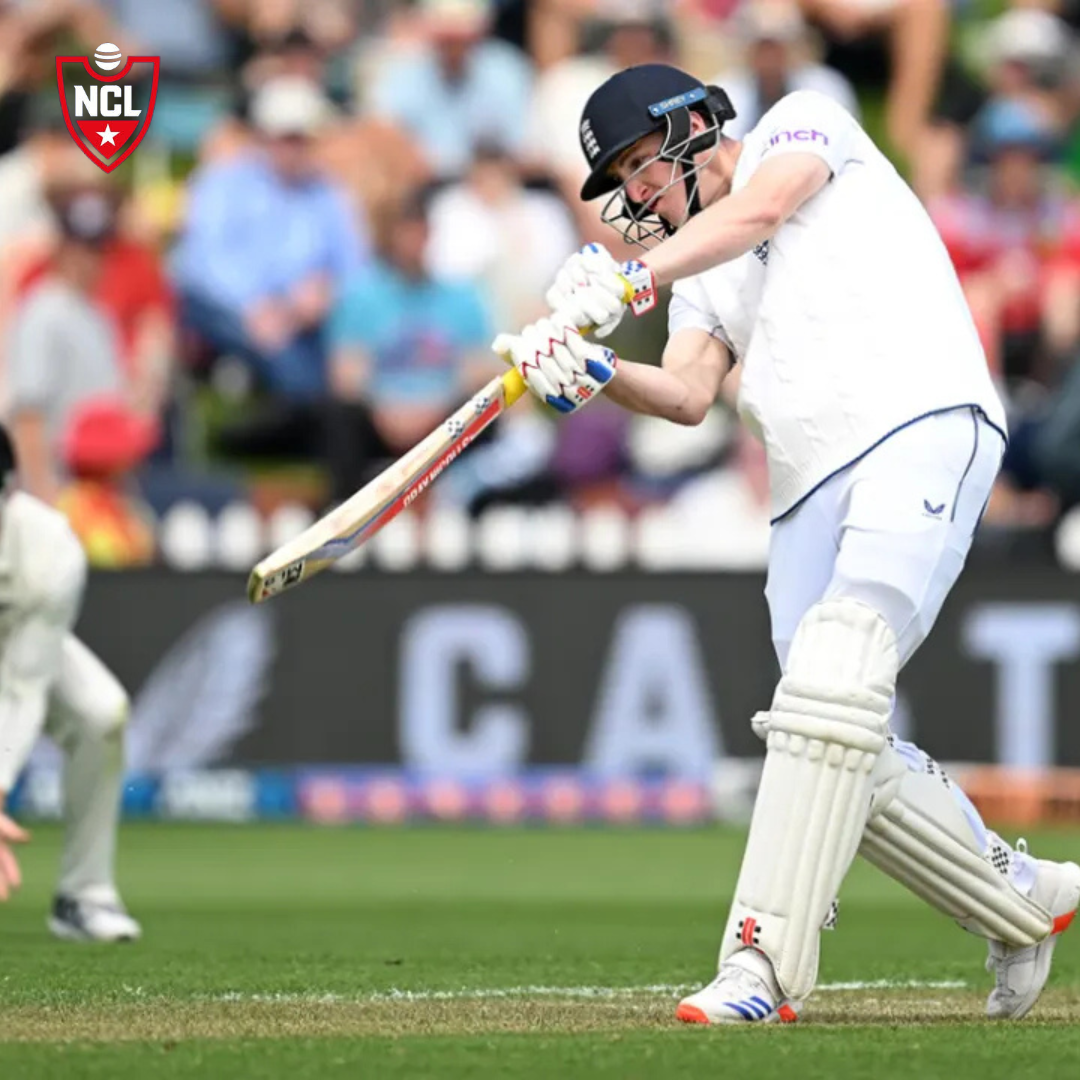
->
[247,368,527,603]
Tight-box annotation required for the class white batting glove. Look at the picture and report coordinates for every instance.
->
[492,313,617,415]
[545,243,658,340]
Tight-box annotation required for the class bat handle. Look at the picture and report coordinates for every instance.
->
[500,367,527,406]
[497,315,605,409]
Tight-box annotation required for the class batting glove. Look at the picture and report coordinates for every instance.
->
[492,313,617,415]
[545,243,658,340]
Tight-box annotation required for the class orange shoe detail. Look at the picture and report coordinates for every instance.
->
[676,1003,710,1024]
[777,1003,799,1023]
[1052,909,1076,935]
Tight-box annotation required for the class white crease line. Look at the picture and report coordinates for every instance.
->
[207,980,967,1005]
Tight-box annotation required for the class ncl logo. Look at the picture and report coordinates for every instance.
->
[56,46,160,173]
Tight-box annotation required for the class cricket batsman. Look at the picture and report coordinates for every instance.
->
[0,424,140,941]
[493,64,1080,1022]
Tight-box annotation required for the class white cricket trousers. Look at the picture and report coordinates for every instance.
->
[44,635,130,901]
[763,406,1028,883]
[765,406,1003,670]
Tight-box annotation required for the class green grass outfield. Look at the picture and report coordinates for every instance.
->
[1,824,1079,1078]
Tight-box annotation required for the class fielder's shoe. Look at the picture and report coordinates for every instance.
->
[986,845,1080,1020]
[676,948,800,1024]
[48,894,142,943]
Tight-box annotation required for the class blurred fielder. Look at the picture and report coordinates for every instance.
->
[494,64,1080,1023]
[0,424,140,941]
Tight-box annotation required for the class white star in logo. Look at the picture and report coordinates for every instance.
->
[97,124,118,147]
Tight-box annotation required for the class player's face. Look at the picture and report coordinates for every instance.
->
[613,133,688,225]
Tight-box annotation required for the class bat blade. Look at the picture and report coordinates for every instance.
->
[247,369,526,602]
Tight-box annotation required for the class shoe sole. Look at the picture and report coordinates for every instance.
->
[987,862,1080,1020]
[676,1001,799,1025]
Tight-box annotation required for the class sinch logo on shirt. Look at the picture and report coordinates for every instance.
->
[55,44,159,173]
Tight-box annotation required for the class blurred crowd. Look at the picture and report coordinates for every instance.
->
[3,0,1080,569]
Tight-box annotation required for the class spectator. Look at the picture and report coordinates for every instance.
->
[0,94,93,254]
[198,26,339,163]
[0,0,116,156]
[980,8,1075,126]
[238,26,334,113]
[523,0,596,71]
[57,397,159,568]
[666,0,743,79]
[930,97,1080,396]
[0,95,101,387]
[316,111,432,244]
[426,142,579,329]
[919,7,1077,200]
[221,0,359,63]
[95,0,233,80]
[366,0,533,179]
[5,187,126,503]
[173,75,368,402]
[525,1,675,253]
[88,0,236,154]
[14,185,177,422]
[715,0,860,140]
[796,0,951,162]
[325,188,495,503]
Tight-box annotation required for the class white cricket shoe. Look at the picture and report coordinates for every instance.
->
[986,847,1080,1020]
[48,894,142,943]
[676,948,799,1025]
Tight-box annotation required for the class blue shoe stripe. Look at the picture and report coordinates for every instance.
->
[725,1000,757,1021]
[749,995,773,1016]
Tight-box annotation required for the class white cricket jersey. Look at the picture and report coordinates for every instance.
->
[668,90,1007,521]
[0,491,86,789]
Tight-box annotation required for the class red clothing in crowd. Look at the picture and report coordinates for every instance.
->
[16,239,175,376]
[931,192,1080,335]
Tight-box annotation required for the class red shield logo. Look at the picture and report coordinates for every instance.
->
[55,51,159,173]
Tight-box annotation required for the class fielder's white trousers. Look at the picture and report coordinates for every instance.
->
[44,635,130,901]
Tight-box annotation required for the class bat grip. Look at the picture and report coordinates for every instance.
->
[501,368,527,406]
[497,313,608,410]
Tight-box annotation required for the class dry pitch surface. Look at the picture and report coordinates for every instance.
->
[1,825,1078,1078]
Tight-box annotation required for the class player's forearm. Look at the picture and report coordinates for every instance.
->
[10,411,58,503]
[644,156,832,286]
[604,358,716,425]
[644,187,782,286]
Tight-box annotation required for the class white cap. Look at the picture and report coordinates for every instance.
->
[593,0,668,23]
[983,9,1072,68]
[419,0,492,35]
[739,0,806,44]
[250,76,335,138]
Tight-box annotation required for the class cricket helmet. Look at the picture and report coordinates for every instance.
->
[577,63,736,246]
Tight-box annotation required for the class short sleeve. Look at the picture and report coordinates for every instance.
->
[328,274,380,349]
[6,293,58,411]
[752,91,859,178]
[451,285,492,351]
[669,281,734,353]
